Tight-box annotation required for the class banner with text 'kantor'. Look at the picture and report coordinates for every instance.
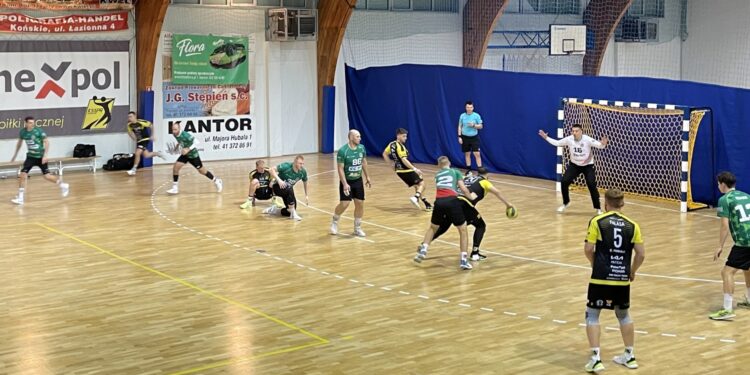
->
[0,40,130,139]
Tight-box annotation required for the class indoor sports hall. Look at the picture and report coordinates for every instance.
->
[1,1,749,374]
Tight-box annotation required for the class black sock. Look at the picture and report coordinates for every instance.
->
[205,171,214,180]
[173,175,179,182]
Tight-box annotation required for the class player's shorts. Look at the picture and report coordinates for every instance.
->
[460,135,480,153]
[726,245,750,270]
[272,183,297,208]
[21,156,50,175]
[254,187,273,201]
[136,140,150,150]
[458,197,480,224]
[587,283,630,310]
[177,155,203,169]
[397,171,422,187]
[431,197,466,227]
[339,178,365,201]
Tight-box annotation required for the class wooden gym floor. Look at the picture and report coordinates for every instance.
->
[1,153,747,374]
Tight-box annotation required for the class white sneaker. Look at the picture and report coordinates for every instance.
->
[126,169,136,176]
[330,220,338,235]
[262,205,277,215]
[409,196,421,209]
[60,183,70,197]
[11,196,24,205]
[557,203,569,213]
[166,187,179,195]
[214,178,223,193]
[596,209,603,215]
[413,244,428,263]
[291,212,303,221]
[460,260,473,270]
[353,227,366,237]
[612,353,638,369]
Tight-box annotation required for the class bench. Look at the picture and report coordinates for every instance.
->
[0,156,101,178]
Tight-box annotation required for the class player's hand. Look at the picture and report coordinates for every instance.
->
[414,168,422,177]
[304,195,309,205]
[469,192,478,201]
[538,130,548,139]
[365,179,372,188]
[714,248,723,261]
[601,136,609,146]
[629,271,636,282]
[180,148,189,156]
[343,182,351,196]
[42,157,48,164]
[277,180,288,189]
[458,137,463,145]
[506,203,515,209]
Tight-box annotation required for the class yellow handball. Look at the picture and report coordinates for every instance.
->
[506,206,518,219]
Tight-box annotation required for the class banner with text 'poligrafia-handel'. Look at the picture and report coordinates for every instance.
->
[0,40,130,140]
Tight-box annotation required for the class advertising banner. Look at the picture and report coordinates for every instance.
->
[171,34,249,85]
[0,40,130,139]
[163,116,255,161]
[0,12,129,33]
[0,0,133,10]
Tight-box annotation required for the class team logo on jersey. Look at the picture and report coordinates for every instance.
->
[606,300,612,306]
[596,300,604,307]
[82,96,115,130]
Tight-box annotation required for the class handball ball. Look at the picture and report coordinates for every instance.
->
[506,206,518,219]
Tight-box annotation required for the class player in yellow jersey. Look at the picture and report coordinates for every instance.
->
[382,128,432,210]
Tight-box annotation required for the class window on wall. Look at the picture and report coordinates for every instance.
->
[355,0,457,12]
[392,0,410,10]
[627,0,665,18]
[525,0,580,15]
[413,0,431,10]
[256,0,281,5]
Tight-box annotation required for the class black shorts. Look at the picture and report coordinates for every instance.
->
[21,157,50,174]
[136,140,150,150]
[587,283,630,310]
[726,246,750,270]
[459,198,480,224]
[431,197,466,227]
[461,135,480,153]
[177,154,203,169]
[339,178,365,201]
[397,171,423,187]
[254,187,273,200]
[272,184,296,208]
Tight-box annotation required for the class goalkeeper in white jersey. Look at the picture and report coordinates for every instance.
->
[538,124,608,214]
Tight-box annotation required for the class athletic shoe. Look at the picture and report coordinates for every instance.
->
[470,251,487,261]
[596,209,603,215]
[413,244,428,263]
[290,212,303,221]
[330,220,338,235]
[353,227,366,237]
[557,203,570,213]
[423,200,433,211]
[60,183,70,197]
[708,308,736,320]
[460,260,473,270]
[167,187,179,195]
[410,196,421,209]
[584,359,605,373]
[126,169,136,176]
[613,353,638,369]
[11,197,23,205]
[737,297,750,309]
[262,205,279,215]
[214,178,223,193]
[240,199,252,209]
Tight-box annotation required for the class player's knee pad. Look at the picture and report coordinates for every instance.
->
[615,307,632,325]
[585,307,601,325]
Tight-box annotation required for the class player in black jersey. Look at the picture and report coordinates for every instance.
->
[583,189,645,373]
[126,111,164,176]
[382,128,432,210]
[431,167,513,260]
[240,159,275,208]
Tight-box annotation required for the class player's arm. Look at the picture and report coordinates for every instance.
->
[538,130,563,146]
[145,121,156,142]
[42,137,50,164]
[382,149,390,164]
[715,217,731,260]
[337,161,349,195]
[457,119,463,144]
[10,138,22,162]
[182,137,199,155]
[584,242,595,266]
[591,135,608,149]
[269,166,286,189]
[126,124,136,141]
[473,115,483,130]
[399,156,421,175]
[488,186,513,208]
[457,179,477,201]
[630,243,645,281]
[362,158,372,188]
[302,180,309,205]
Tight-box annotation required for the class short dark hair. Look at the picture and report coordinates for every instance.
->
[396,128,408,136]
[571,123,583,129]
[717,171,737,188]
[465,101,473,106]
[477,166,488,175]
[128,111,137,116]
[24,116,34,122]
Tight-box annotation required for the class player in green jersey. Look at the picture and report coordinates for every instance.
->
[330,130,371,237]
[10,116,69,205]
[166,122,223,195]
[709,172,750,320]
[265,155,309,221]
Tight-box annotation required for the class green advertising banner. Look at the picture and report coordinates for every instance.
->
[171,34,249,85]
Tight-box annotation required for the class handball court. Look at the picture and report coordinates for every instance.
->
[1,153,746,374]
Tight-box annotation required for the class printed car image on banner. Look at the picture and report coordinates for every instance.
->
[171,34,249,85]
[0,40,129,139]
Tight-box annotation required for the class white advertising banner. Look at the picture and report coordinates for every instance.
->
[160,116,255,162]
